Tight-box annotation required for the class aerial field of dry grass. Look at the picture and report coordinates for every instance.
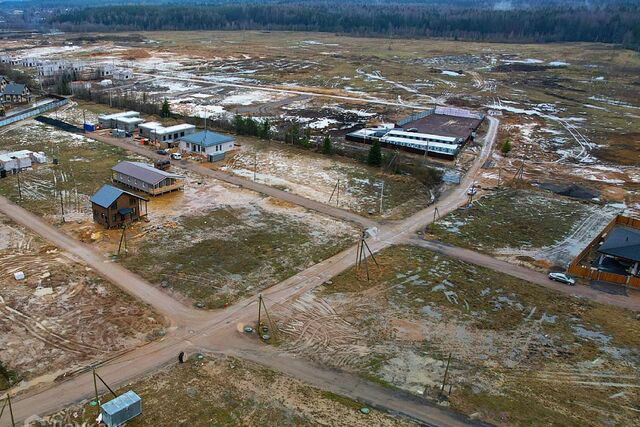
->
[273,245,640,426]
[0,213,163,392]
[38,354,414,427]
[1,30,638,425]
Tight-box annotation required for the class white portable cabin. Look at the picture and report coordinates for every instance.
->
[0,150,33,174]
[139,122,196,146]
[98,111,141,129]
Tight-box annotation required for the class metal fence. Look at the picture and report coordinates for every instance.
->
[35,115,83,133]
[0,96,68,128]
[396,109,435,127]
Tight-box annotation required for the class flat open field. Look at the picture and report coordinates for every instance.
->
[0,107,357,309]
[0,213,163,392]
[428,188,620,268]
[273,245,640,426]
[118,194,356,309]
[37,354,413,427]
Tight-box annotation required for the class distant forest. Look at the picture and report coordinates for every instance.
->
[45,3,640,50]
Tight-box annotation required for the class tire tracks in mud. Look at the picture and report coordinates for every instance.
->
[0,299,99,356]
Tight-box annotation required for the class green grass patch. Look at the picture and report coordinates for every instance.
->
[429,189,591,252]
[123,206,355,308]
[0,361,19,391]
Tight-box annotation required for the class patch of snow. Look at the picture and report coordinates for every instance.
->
[441,70,462,77]
[221,90,287,106]
[308,118,338,130]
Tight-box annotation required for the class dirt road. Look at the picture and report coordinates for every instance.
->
[407,238,640,311]
[135,71,431,109]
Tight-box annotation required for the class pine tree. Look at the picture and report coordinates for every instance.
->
[322,135,332,155]
[161,98,171,118]
[233,114,245,135]
[501,139,512,156]
[300,127,311,149]
[367,140,382,166]
[288,122,300,145]
[260,119,271,140]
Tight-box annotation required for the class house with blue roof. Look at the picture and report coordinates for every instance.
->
[90,184,148,229]
[178,130,236,162]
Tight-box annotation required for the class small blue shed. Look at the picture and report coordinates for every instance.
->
[101,390,142,427]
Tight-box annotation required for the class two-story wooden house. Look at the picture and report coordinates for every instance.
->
[90,184,148,229]
[1,83,32,104]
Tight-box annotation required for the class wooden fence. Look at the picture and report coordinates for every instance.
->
[567,214,640,289]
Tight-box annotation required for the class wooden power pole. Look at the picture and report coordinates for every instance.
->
[0,392,15,427]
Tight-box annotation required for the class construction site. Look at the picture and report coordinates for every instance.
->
[0,30,638,427]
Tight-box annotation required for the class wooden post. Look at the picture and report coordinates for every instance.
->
[93,368,100,405]
[441,353,452,393]
[7,392,15,427]
[59,191,65,223]
[16,171,21,201]
[379,181,384,214]
[117,224,127,256]
[363,239,370,282]
[253,150,257,182]
[361,234,379,268]
[328,180,340,205]
[261,297,277,340]
[94,371,117,399]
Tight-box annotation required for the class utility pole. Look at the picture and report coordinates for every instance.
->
[0,392,15,427]
[59,191,65,223]
[253,150,257,182]
[356,230,380,282]
[428,206,440,233]
[497,167,501,188]
[379,181,384,214]
[92,367,100,406]
[16,171,21,200]
[91,367,117,404]
[117,224,127,256]
[256,294,277,341]
[440,353,452,394]
[328,180,340,207]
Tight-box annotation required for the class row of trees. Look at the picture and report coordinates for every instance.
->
[49,3,640,49]
[233,115,272,140]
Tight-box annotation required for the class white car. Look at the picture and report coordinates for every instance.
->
[548,272,576,286]
[170,152,182,160]
[467,187,477,196]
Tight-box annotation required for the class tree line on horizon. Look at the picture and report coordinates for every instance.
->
[47,3,640,50]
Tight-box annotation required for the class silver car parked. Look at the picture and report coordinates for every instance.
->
[548,272,576,286]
